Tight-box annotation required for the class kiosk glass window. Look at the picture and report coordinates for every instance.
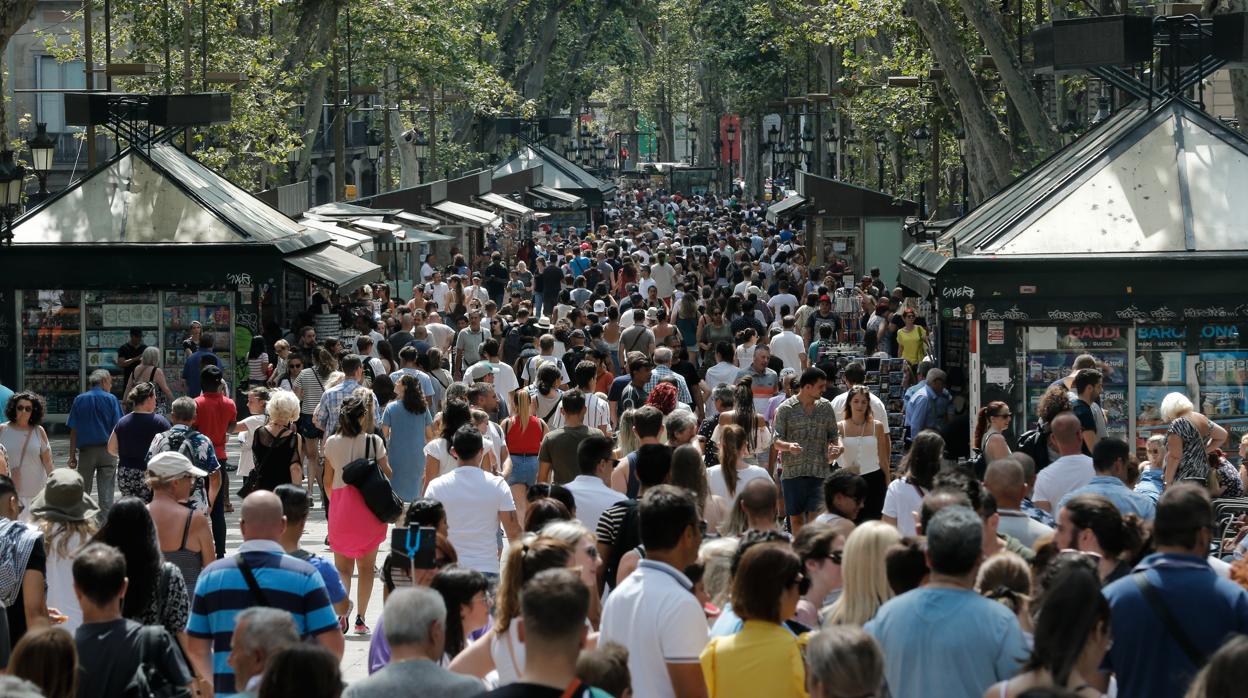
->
[1196,323,1248,444]
[163,291,234,394]
[1025,325,1128,439]
[83,291,160,398]
[1135,325,1188,449]
[21,290,82,415]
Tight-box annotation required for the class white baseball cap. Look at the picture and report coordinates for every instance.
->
[147,451,208,479]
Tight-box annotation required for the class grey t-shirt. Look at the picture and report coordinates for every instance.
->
[343,658,484,698]
[619,325,655,356]
[75,619,191,698]
[454,327,491,366]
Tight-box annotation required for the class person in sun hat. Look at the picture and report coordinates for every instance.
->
[29,468,98,634]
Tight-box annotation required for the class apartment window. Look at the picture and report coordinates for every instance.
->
[37,57,86,133]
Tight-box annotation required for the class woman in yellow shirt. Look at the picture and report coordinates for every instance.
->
[700,542,810,698]
[896,308,929,368]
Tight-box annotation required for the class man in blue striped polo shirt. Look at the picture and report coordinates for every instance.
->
[187,490,344,696]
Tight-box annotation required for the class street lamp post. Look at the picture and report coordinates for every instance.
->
[286,143,301,185]
[912,125,930,219]
[412,130,430,183]
[766,124,780,186]
[800,127,813,174]
[28,123,55,204]
[874,134,886,192]
[823,129,836,179]
[726,123,737,186]
[0,149,27,245]
[365,128,382,195]
[713,136,723,190]
[955,127,969,215]
[688,123,698,165]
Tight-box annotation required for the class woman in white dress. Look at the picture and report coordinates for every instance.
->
[836,385,891,521]
[0,391,54,507]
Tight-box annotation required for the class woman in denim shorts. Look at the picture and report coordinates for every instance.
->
[500,390,548,522]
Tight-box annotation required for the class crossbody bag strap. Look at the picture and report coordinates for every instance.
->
[544,395,563,422]
[235,554,271,607]
[1132,572,1205,666]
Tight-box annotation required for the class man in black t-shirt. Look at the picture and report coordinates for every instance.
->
[541,254,565,320]
[73,543,192,698]
[484,252,510,306]
[116,328,147,390]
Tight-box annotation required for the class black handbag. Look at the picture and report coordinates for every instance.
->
[340,436,403,523]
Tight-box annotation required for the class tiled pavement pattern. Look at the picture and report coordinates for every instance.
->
[45,433,380,683]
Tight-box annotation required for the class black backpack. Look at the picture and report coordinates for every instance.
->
[124,625,192,698]
[1016,425,1052,470]
[604,500,641,590]
[503,326,526,366]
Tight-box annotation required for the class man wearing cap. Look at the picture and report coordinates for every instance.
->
[805,295,842,346]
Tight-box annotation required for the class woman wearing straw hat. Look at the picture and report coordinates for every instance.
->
[28,469,98,634]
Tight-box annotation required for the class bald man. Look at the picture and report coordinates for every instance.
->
[1031,413,1095,512]
[739,477,781,533]
[984,458,1053,547]
[187,491,344,696]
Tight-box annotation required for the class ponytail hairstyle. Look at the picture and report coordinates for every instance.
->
[974,401,1011,449]
[732,376,758,451]
[493,535,573,633]
[514,388,533,422]
[536,364,561,397]
[1063,493,1150,564]
[735,327,756,346]
[719,424,747,496]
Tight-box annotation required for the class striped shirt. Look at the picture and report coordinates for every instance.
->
[187,540,338,696]
[296,368,328,415]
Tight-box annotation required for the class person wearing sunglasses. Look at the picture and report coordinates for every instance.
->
[974,401,1014,467]
[793,520,852,629]
[700,542,811,698]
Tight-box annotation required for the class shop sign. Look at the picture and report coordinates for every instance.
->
[1057,324,1128,351]
[987,321,1005,345]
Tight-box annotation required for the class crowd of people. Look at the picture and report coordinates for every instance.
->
[0,187,1246,698]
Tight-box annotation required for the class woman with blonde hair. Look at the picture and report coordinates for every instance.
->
[448,535,575,684]
[29,470,98,633]
[1161,391,1228,487]
[976,551,1034,634]
[501,389,547,520]
[823,521,902,626]
[125,345,174,413]
[541,520,604,628]
[250,389,304,492]
[323,392,391,636]
[609,408,641,493]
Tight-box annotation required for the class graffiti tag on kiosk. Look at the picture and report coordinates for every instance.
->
[979,306,1030,321]
[1184,306,1236,319]
[1150,306,1178,320]
[942,285,975,299]
[1115,305,1149,320]
[1047,310,1103,322]
[225,273,253,287]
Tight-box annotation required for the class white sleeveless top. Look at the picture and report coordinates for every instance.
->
[489,623,525,686]
[837,421,881,475]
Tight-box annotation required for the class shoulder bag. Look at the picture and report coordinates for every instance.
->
[125,624,193,698]
[340,436,403,523]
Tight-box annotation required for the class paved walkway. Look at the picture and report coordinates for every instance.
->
[45,433,380,684]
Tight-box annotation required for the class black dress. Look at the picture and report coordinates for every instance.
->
[251,425,302,492]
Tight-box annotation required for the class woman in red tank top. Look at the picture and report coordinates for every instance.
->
[501,390,547,521]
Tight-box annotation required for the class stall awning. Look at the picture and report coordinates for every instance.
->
[300,219,375,255]
[529,185,584,207]
[395,211,442,228]
[765,195,807,224]
[477,192,534,218]
[285,244,383,293]
[431,200,502,228]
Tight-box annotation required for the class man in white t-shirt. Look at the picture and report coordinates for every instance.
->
[650,252,677,299]
[599,486,709,698]
[768,316,807,373]
[420,254,437,283]
[704,343,741,418]
[563,434,627,533]
[830,361,888,424]
[425,270,450,310]
[422,313,456,353]
[466,339,519,413]
[423,426,521,577]
[766,281,800,319]
[1032,413,1095,513]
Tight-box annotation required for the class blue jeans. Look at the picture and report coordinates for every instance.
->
[508,455,539,486]
[532,294,544,318]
